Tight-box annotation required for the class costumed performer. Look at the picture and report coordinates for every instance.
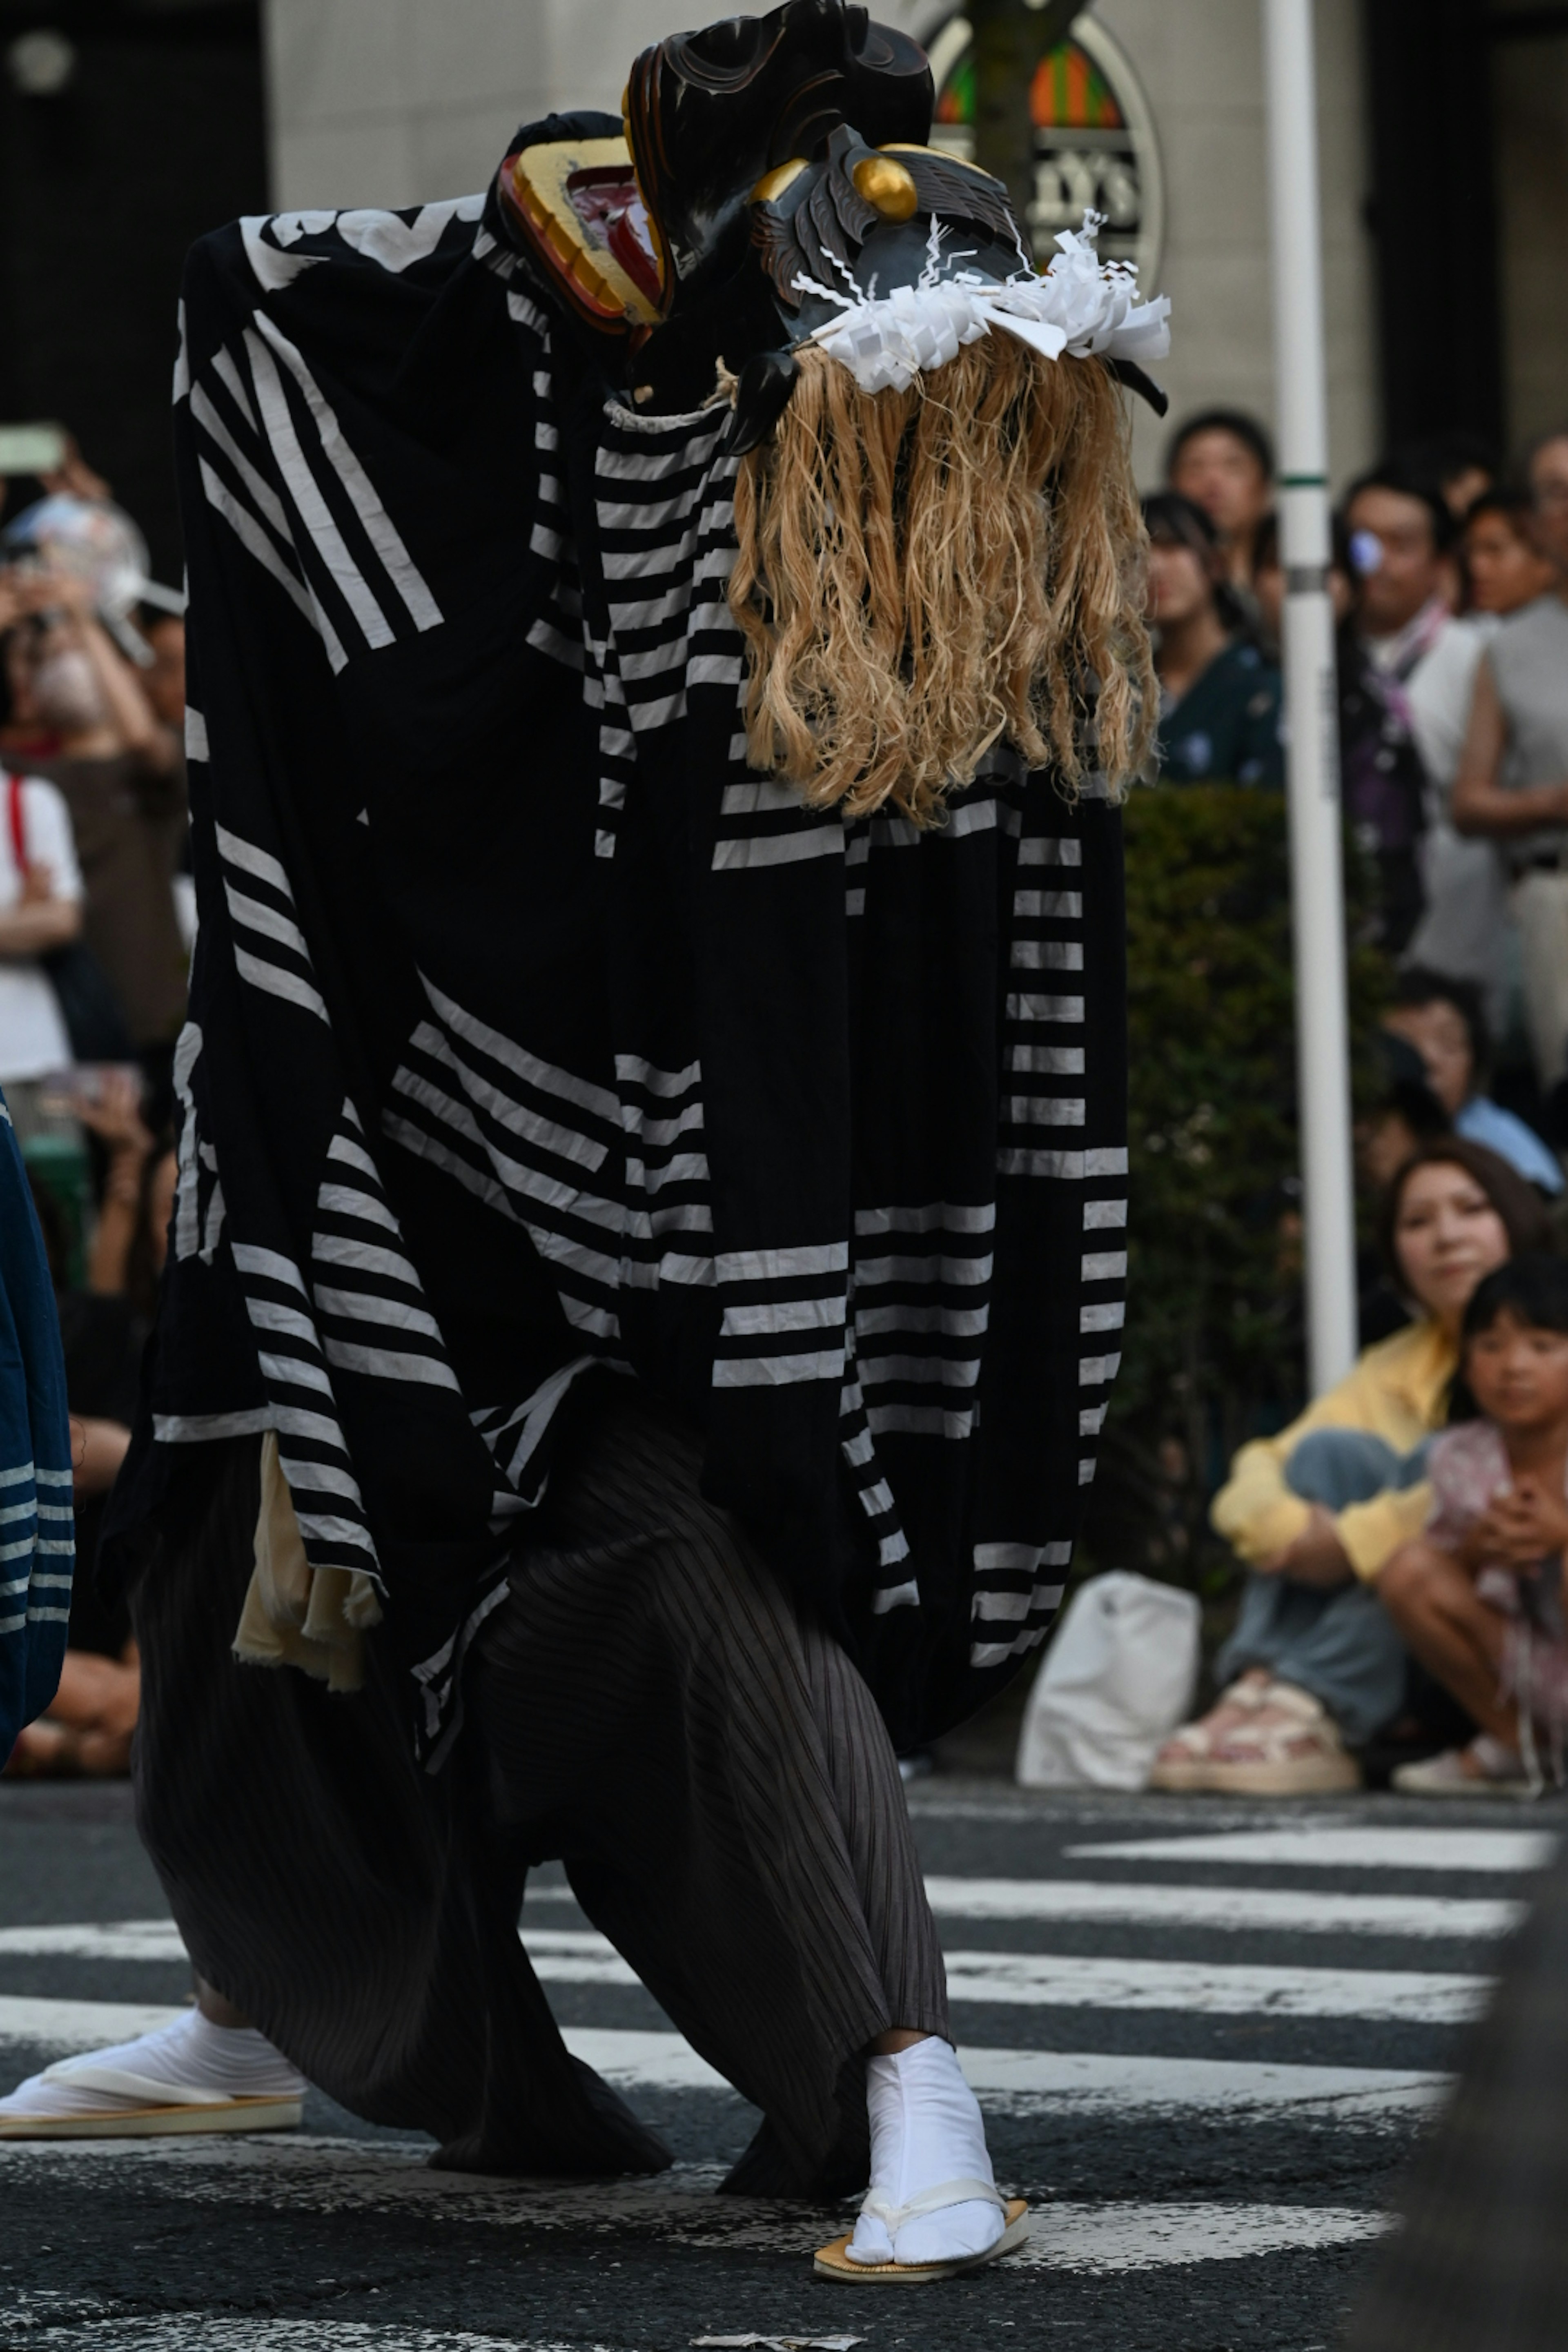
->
[0,0,1168,2284]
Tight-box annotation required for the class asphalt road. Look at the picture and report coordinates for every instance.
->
[0,1774,1559,2352]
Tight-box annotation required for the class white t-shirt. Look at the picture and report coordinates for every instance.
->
[0,774,84,1083]
[1408,615,1495,795]
[1363,600,1492,795]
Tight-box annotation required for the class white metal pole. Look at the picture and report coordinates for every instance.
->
[1262,0,1358,1393]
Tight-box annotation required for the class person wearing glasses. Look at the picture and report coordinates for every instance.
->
[1451,434,1568,1102]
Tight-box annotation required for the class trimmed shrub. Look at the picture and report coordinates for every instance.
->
[1081,783,1387,1591]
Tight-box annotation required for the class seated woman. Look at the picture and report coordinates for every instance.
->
[1151,1139,1550,1795]
[1383,1254,1568,1795]
[1143,492,1284,788]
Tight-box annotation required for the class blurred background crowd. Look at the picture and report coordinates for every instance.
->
[0,444,187,1777]
[7,0,1568,1806]
[1110,411,1568,1804]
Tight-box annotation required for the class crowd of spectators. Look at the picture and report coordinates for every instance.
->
[1145,403,1568,1797]
[1147,406,1568,1163]
[0,441,187,1777]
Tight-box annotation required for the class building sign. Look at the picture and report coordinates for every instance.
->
[924,12,1164,292]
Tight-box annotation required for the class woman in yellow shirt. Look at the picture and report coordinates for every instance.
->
[1152,1139,1552,1794]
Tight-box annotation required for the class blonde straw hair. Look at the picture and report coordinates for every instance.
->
[728,337,1154,824]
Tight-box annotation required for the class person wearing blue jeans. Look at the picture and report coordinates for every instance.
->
[0,1087,75,1766]
[1212,1428,1430,1746]
[1152,1139,1552,1795]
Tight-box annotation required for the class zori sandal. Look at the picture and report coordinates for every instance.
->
[0,2065,303,2138]
[814,2180,1030,2281]
[0,2015,308,2139]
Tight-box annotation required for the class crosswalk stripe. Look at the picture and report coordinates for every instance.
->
[0,1916,1501,2024]
[938,1950,1488,2022]
[0,1922,186,1961]
[0,1876,1526,1964]
[558,2030,1448,2115]
[0,2003,1447,2116]
[928,2044,1441,2114]
[1067,1827,1556,1873]
[1015,2199,1390,2271]
[0,1996,183,2048]
[515,1929,1491,2023]
[921,1876,1522,1939]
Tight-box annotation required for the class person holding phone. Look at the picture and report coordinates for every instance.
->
[0,566,185,1105]
[0,757,83,1136]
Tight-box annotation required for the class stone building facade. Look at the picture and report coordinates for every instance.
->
[260,0,1382,488]
[2,4,1561,570]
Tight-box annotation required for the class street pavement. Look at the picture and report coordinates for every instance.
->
[0,1774,1559,2352]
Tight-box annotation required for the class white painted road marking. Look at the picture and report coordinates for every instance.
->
[1067,1828,1556,1873]
[568,2032,1448,2116]
[949,2045,1443,2116]
[0,1871,1525,1967]
[0,2139,1394,2274]
[922,1875,1522,1940]
[0,1922,188,1961]
[0,1995,185,2049]
[939,1949,1489,2023]
[1016,2199,1390,2272]
[4,1920,1497,2023]
[482,1931,1497,2024]
[0,2005,1446,2115]
[531,1933,1494,2026]
[523,1929,638,1985]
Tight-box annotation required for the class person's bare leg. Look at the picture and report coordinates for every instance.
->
[196,1977,253,2028]
[1379,1546,1515,1748]
[3,1650,140,1778]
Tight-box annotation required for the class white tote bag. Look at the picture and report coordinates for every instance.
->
[1015,1570,1201,1791]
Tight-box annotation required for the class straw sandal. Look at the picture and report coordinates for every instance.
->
[0,2022,305,2154]
[814,2181,1030,2281]
[0,2079,303,2139]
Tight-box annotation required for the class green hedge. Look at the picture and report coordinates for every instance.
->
[1080,783,1388,1591]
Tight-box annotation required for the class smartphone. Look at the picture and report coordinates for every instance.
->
[38,1063,145,1119]
[0,423,67,474]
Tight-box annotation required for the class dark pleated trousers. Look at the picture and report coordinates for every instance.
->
[128,1385,947,2196]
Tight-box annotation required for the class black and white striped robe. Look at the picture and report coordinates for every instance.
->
[110,119,1129,1765]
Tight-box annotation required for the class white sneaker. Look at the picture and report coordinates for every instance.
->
[0,2009,307,2137]
[1393,1736,1539,1800]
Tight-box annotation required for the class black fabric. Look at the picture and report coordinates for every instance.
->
[129,1396,946,2194]
[38,939,135,1065]
[131,1431,664,2179]
[107,134,1127,1762]
[57,1290,143,1430]
[58,1292,141,1657]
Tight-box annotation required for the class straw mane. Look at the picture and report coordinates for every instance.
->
[728,336,1154,823]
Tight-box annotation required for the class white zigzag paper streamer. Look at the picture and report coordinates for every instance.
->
[797,210,1172,396]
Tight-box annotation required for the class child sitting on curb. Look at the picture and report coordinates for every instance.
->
[1383,1254,1568,1796]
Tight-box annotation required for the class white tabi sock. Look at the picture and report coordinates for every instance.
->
[0,2008,307,2119]
[846,2036,1005,2267]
